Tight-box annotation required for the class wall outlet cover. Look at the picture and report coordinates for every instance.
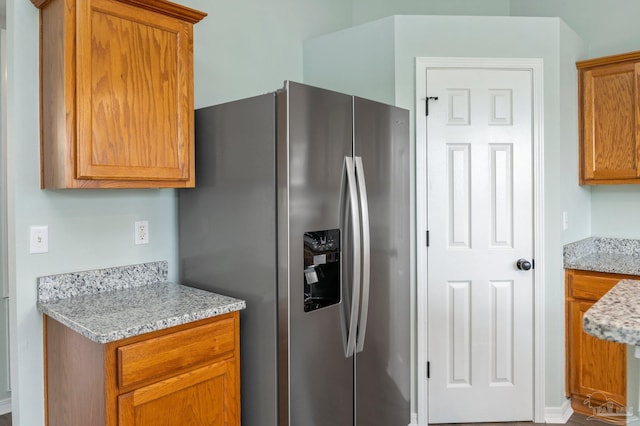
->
[134,221,149,245]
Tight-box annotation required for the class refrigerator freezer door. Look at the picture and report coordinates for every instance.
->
[353,97,411,425]
[278,82,356,426]
[179,94,279,426]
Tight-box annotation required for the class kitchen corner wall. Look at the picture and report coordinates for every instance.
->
[304,15,589,419]
[511,0,640,240]
[6,0,351,424]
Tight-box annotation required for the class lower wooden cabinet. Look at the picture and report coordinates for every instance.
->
[566,269,630,419]
[44,311,240,426]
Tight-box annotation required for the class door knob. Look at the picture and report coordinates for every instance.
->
[516,259,532,271]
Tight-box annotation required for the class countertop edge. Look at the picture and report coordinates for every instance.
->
[564,237,640,275]
[564,262,640,276]
[39,299,246,344]
[583,279,640,346]
[38,282,246,344]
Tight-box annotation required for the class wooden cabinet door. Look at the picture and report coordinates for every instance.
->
[118,358,240,426]
[567,300,626,405]
[76,0,194,183]
[580,61,640,183]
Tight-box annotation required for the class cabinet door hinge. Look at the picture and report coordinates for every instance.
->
[426,230,430,247]
[427,361,430,379]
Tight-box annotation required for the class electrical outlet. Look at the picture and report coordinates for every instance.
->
[134,221,149,245]
[30,225,49,254]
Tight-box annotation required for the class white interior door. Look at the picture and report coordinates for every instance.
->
[426,68,534,423]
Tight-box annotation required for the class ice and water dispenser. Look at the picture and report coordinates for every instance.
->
[303,229,341,312]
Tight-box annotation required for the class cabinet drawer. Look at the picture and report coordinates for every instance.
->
[568,272,622,301]
[118,317,236,389]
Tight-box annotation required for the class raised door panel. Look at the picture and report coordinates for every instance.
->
[76,0,193,183]
[568,300,626,404]
[581,62,639,182]
[118,358,240,426]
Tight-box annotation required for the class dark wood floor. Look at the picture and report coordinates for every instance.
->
[435,413,612,426]
[0,413,10,426]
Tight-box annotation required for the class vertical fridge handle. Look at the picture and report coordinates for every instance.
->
[354,156,370,353]
[340,156,361,358]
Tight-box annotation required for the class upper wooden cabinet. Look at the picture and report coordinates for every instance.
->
[32,0,206,188]
[577,51,640,184]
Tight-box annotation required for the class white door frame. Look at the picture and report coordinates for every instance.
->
[415,57,545,425]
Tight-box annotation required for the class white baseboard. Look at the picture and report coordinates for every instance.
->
[0,398,10,415]
[408,412,418,426]
[545,399,573,424]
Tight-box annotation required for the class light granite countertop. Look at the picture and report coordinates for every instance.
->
[37,261,246,344]
[564,237,640,275]
[583,279,640,345]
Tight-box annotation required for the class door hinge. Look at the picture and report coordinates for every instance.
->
[427,361,430,379]
[426,230,430,247]
[425,96,439,116]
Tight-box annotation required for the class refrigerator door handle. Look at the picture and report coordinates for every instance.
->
[354,156,371,353]
[340,156,361,358]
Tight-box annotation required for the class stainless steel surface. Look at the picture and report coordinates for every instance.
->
[343,156,361,358]
[354,156,370,354]
[286,82,354,426]
[276,86,291,426]
[179,82,410,426]
[178,93,278,426]
[353,96,411,425]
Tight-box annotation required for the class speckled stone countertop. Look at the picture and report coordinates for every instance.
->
[564,237,640,275]
[583,279,640,345]
[37,261,246,344]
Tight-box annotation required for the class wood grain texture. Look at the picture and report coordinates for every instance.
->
[565,270,628,422]
[118,317,235,390]
[577,50,640,70]
[578,53,640,184]
[35,0,203,188]
[44,316,107,426]
[31,0,206,23]
[567,269,640,300]
[118,359,238,426]
[45,312,241,426]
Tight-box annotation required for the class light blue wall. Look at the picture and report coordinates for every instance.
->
[304,18,396,104]
[304,15,589,413]
[185,0,352,107]
[351,0,511,26]
[591,187,640,238]
[6,0,350,424]
[510,0,640,58]
[508,0,640,244]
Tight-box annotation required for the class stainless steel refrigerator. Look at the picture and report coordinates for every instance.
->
[178,81,410,426]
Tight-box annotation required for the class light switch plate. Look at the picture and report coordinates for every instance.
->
[30,225,48,254]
